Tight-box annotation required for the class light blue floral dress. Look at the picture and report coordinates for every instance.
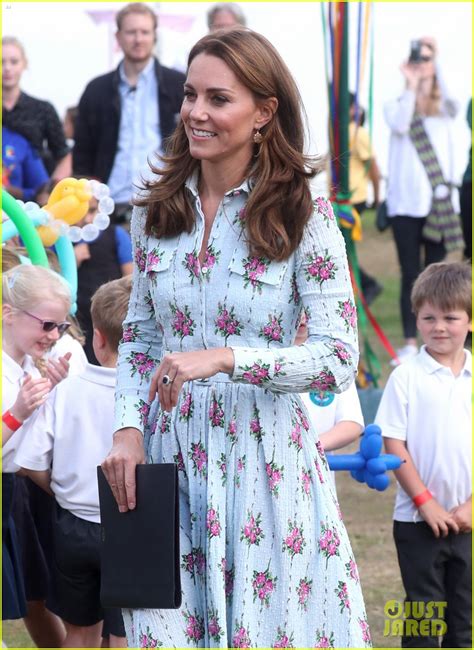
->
[115,173,371,648]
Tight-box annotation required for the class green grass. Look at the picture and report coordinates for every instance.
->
[2,211,410,648]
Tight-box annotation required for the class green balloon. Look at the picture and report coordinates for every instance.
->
[1,189,49,267]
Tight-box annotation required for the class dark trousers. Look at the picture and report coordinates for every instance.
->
[393,521,472,648]
[459,182,472,260]
[391,216,446,339]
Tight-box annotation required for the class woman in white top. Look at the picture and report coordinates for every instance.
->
[384,37,458,363]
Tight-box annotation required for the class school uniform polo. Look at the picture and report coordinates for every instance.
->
[375,346,472,522]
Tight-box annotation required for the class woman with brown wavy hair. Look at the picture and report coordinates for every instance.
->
[102,28,370,648]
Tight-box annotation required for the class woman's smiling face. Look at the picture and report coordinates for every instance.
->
[181,53,266,170]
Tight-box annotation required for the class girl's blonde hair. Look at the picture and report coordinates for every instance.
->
[2,36,27,62]
[3,265,71,312]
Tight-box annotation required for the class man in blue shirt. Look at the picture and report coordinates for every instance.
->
[73,2,185,225]
[2,126,49,201]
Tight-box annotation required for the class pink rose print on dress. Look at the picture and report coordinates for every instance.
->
[179,390,193,421]
[296,577,313,611]
[234,455,246,487]
[335,580,351,613]
[266,459,284,496]
[249,406,265,442]
[315,440,329,471]
[138,625,162,648]
[182,610,205,644]
[170,302,195,340]
[226,410,238,449]
[345,558,360,583]
[202,243,220,278]
[188,441,208,477]
[304,251,337,286]
[144,291,154,315]
[274,356,286,378]
[259,312,285,345]
[358,617,371,644]
[241,361,271,385]
[282,520,306,558]
[159,412,170,435]
[183,250,200,282]
[240,510,265,547]
[273,627,295,648]
[289,419,303,452]
[295,404,310,431]
[314,629,335,648]
[134,399,150,427]
[232,621,252,648]
[217,453,227,486]
[135,246,146,272]
[206,506,221,539]
[209,395,225,428]
[220,558,235,601]
[232,207,246,227]
[208,608,223,642]
[314,197,335,225]
[252,566,278,607]
[181,547,206,578]
[301,468,312,498]
[126,351,155,381]
[327,340,352,366]
[289,273,301,305]
[314,457,325,484]
[215,303,243,342]
[173,451,186,475]
[242,255,271,293]
[336,299,357,333]
[318,522,341,563]
[309,366,337,392]
[146,247,164,279]
[121,324,139,344]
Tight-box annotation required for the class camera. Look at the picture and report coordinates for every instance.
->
[409,40,422,63]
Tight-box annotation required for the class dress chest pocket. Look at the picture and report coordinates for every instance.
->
[228,247,288,293]
[145,237,177,278]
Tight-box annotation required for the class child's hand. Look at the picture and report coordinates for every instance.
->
[11,374,52,423]
[45,352,71,387]
[418,499,460,538]
[449,501,472,533]
[74,243,91,267]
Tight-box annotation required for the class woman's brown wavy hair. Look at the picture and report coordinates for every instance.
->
[137,27,322,261]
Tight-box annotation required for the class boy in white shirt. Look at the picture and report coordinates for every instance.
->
[375,261,471,648]
[15,276,133,648]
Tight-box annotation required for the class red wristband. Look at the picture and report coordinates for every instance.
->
[2,410,23,432]
[413,489,433,508]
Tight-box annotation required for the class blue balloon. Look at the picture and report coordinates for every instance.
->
[360,433,382,460]
[367,457,387,475]
[383,454,403,470]
[363,423,382,438]
[374,473,390,491]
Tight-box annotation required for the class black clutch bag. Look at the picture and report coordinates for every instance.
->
[97,463,181,609]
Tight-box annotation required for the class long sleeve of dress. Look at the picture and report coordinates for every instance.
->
[384,90,417,135]
[114,207,162,434]
[231,199,359,394]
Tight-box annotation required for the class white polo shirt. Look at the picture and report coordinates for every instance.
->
[2,351,40,473]
[300,381,364,436]
[375,346,472,522]
[15,363,117,523]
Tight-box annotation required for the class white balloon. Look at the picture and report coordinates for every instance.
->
[95,183,110,200]
[89,179,101,195]
[53,220,70,236]
[69,226,83,243]
[98,197,115,214]
[24,201,39,212]
[94,213,110,230]
[37,208,51,225]
[16,200,25,208]
[82,223,100,242]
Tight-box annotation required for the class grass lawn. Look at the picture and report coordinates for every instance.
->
[3,210,443,648]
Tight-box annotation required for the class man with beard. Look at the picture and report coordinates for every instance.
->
[73,3,185,224]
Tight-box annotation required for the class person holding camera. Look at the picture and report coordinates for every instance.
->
[384,37,463,365]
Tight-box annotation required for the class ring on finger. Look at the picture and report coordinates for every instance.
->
[162,374,173,386]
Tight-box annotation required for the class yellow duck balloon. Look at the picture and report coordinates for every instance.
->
[37,178,92,246]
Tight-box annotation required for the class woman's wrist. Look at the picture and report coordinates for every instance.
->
[221,347,235,375]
